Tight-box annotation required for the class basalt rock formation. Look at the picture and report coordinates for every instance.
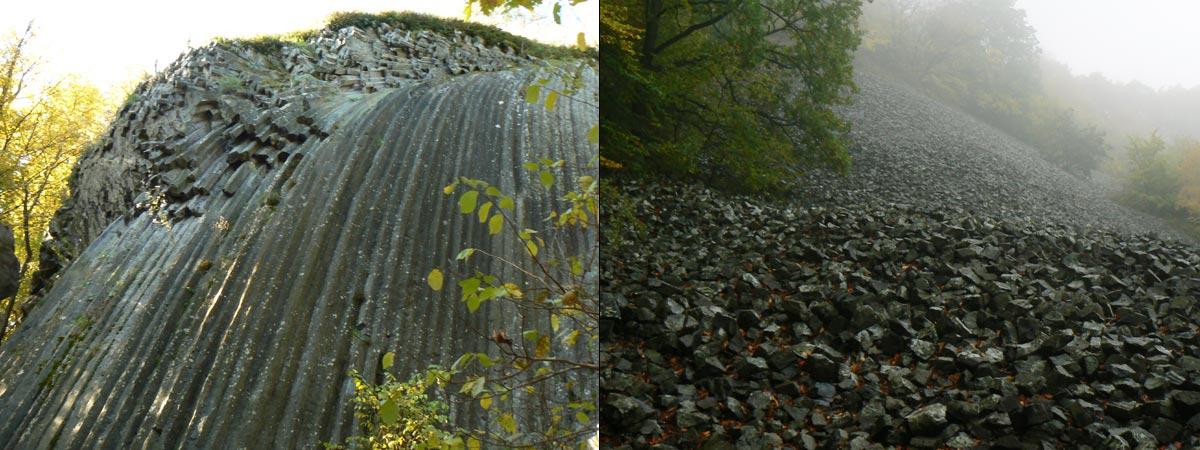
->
[0,14,595,449]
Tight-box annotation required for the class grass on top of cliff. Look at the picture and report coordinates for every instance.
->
[213,11,590,61]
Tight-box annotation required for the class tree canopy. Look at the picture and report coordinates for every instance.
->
[602,0,864,191]
[0,24,110,342]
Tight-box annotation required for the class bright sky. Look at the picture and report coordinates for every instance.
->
[1015,0,1200,90]
[1,0,598,94]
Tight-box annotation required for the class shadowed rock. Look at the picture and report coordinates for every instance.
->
[0,18,595,450]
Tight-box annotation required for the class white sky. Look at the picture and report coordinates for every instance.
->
[1015,0,1200,90]
[1,0,598,94]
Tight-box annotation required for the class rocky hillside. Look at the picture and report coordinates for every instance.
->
[0,13,596,450]
[600,72,1200,449]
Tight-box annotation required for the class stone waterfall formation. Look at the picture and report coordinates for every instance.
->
[0,16,596,449]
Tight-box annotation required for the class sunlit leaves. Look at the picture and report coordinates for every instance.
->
[539,170,554,188]
[587,124,599,144]
[458,190,478,214]
[497,413,517,434]
[427,269,444,290]
[525,84,541,104]
[488,214,503,235]
[382,352,395,370]
[456,248,476,261]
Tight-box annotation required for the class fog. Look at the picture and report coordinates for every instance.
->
[857,0,1200,235]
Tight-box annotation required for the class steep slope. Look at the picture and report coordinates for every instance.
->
[797,70,1187,242]
[599,71,1200,448]
[0,17,596,450]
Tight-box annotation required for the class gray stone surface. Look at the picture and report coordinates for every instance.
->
[0,20,595,450]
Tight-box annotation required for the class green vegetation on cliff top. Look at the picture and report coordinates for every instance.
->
[215,11,590,60]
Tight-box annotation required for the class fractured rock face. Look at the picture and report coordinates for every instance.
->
[0,18,596,450]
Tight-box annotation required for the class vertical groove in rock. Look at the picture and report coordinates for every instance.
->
[0,21,596,448]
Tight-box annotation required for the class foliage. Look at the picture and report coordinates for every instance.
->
[426,150,599,449]
[1116,132,1182,217]
[598,178,645,254]
[216,11,589,61]
[1174,139,1200,218]
[858,0,1108,177]
[324,355,457,450]
[0,24,111,342]
[600,0,864,192]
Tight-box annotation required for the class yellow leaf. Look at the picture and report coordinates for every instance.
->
[382,352,394,370]
[545,91,558,111]
[488,214,503,235]
[428,269,444,290]
[468,437,481,450]
[576,32,587,51]
[480,394,492,410]
[525,84,540,104]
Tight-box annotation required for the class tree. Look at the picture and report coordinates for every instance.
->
[1118,131,1181,216]
[602,0,864,191]
[1171,138,1200,219]
[0,24,110,342]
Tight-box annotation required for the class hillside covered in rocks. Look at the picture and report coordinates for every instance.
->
[0,13,596,450]
[600,70,1200,449]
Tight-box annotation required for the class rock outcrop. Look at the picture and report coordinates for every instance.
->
[0,14,595,449]
[0,224,17,300]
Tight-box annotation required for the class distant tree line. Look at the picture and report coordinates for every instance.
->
[601,0,865,192]
[857,0,1106,178]
[1039,59,1200,151]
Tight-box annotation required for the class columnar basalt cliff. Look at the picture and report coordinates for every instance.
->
[0,14,596,449]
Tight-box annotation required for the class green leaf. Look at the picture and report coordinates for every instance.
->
[587,124,599,144]
[576,411,590,423]
[468,437,481,450]
[477,353,494,368]
[485,186,503,197]
[523,329,538,341]
[570,257,583,276]
[545,91,558,111]
[523,162,539,171]
[480,394,493,410]
[455,248,476,260]
[524,239,538,257]
[539,158,555,166]
[539,170,554,188]
[443,182,457,195]
[381,352,394,370]
[428,269,444,291]
[379,399,399,425]
[553,3,562,24]
[477,202,492,223]
[458,277,481,296]
[467,294,482,312]
[550,314,560,332]
[459,190,479,214]
[499,196,514,210]
[488,214,503,235]
[498,413,517,434]
[525,84,540,104]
